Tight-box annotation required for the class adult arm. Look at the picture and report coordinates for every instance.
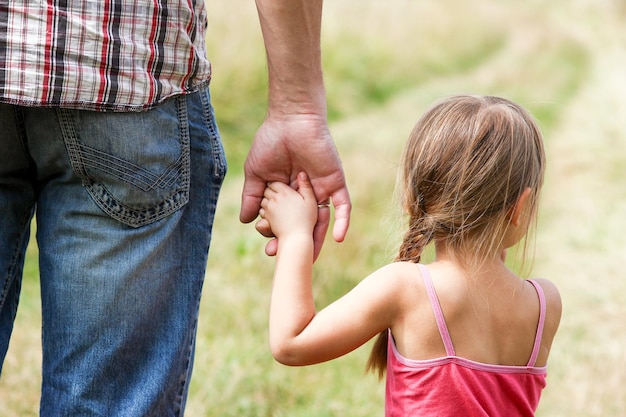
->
[240,0,351,260]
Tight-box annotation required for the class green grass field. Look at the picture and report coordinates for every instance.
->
[2,0,626,415]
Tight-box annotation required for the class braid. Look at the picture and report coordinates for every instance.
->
[367,213,434,378]
[396,215,435,262]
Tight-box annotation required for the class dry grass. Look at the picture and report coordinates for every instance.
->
[1,0,625,415]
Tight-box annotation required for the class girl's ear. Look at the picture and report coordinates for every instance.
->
[509,187,532,227]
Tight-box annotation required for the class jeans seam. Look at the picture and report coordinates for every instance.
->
[0,207,32,317]
[174,316,198,416]
[57,108,90,181]
[199,88,227,178]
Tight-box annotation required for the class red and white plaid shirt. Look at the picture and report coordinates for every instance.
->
[0,0,212,111]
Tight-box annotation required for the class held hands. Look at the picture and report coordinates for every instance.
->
[257,172,323,252]
[239,114,351,260]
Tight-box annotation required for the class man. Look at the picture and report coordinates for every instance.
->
[0,0,351,415]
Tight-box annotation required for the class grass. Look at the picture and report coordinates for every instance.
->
[2,0,626,416]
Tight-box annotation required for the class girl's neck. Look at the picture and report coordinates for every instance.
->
[432,241,515,282]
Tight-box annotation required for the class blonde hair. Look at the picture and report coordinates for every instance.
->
[366,95,546,377]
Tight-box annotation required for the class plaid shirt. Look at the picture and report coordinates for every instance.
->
[0,0,212,111]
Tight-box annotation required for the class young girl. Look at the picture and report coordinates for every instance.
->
[257,95,562,416]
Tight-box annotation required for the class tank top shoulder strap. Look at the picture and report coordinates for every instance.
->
[526,279,547,367]
[418,264,456,357]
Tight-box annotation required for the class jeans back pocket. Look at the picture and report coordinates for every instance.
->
[57,96,191,228]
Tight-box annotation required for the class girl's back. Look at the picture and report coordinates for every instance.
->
[392,261,559,366]
[386,261,561,416]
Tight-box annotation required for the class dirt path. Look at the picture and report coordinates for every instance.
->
[530,2,626,415]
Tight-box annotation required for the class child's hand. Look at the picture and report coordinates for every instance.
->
[259,172,319,241]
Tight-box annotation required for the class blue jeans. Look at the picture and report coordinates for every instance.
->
[0,86,227,416]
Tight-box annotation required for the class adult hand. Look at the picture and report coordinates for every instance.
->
[240,113,351,261]
[244,0,351,260]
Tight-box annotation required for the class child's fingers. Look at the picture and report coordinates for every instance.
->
[259,196,269,212]
[266,180,291,194]
[296,171,316,202]
[262,185,276,200]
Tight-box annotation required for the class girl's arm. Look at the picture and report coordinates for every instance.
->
[261,173,318,363]
[261,173,402,366]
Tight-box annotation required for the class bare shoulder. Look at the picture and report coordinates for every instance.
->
[531,278,562,338]
[361,261,426,300]
[371,261,432,307]
[371,261,425,286]
[531,278,562,312]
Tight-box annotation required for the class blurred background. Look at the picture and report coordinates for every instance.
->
[2,0,625,415]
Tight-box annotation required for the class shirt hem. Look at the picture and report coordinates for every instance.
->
[391,339,548,375]
[0,79,211,113]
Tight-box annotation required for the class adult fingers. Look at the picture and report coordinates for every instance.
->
[313,203,331,261]
[330,187,351,243]
[240,175,266,224]
[255,218,274,238]
[265,238,278,257]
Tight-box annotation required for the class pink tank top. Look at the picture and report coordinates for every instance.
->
[385,264,547,417]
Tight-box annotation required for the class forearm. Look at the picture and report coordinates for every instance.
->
[255,0,326,116]
[269,234,316,362]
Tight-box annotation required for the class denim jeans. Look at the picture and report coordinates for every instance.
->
[0,86,227,416]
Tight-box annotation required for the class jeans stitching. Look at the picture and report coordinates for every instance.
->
[199,88,227,178]
[56,103,191,228]
[76,144,184,191]
[57,108,90,180]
